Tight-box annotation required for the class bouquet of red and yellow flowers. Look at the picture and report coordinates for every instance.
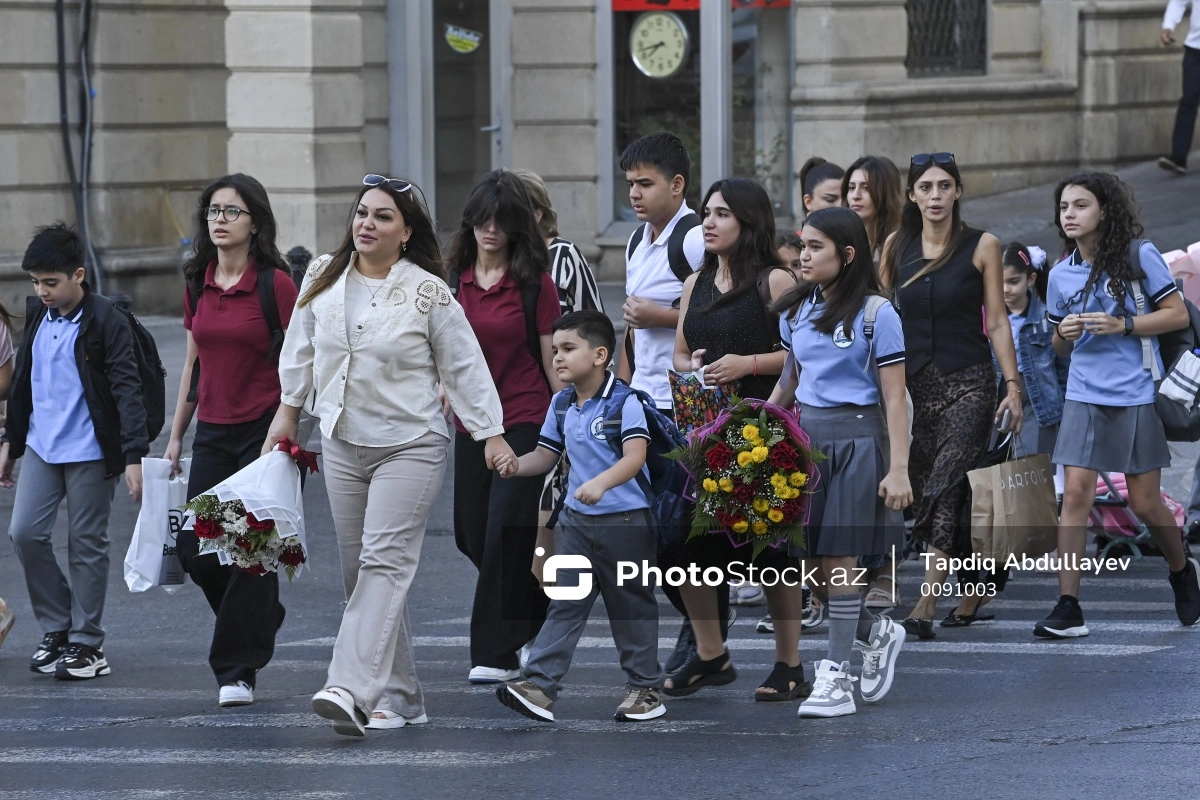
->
[672,400,821,558]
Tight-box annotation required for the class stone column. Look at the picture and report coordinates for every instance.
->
[224,0,367,256]
[510,0,599,259]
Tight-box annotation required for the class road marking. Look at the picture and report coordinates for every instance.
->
[0,748,550,768]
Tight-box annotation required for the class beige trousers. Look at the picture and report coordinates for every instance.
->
[321,430,448,717]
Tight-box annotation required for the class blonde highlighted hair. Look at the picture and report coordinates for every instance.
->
[512,168,558,240]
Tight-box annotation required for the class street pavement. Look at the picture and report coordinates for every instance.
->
[2,160,1200,798]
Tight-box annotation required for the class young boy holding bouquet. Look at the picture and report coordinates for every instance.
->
[493,310,665,722]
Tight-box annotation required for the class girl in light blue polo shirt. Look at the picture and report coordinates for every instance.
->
[1042,172,1200,641]
[768,207,912,718]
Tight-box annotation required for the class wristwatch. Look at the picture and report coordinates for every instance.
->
[1123,316,1135,336]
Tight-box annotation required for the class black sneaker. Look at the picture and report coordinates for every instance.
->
[1168,558,1200,626]
[29,631,69,674]
[1033,596,1089,639]
[54,643,111,680]
[1186,521,1200,545]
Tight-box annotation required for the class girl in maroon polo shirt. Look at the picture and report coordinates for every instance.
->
[447,170,563,684]
[165,174,297,708]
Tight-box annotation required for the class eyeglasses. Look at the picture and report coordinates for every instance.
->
[910,152,956,167]
[363,174,414,193]
[204,206,249,222]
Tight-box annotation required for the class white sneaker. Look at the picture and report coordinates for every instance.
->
[468,666,521,684]
[857,617,902,704]
[218,680,254,707]
[365,710,429,730]
[518,640,535,670]
[797,660,856,718]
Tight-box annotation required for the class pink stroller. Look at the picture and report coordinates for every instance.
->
[1087,472,1186,560]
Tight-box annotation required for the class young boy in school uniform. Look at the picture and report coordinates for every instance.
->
[493,310,665,722]
[0,222,148,679]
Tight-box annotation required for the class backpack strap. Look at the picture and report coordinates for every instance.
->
[666,213,700,283]
[1127,238,1162,380]
[862,294,890,342]
[626,225,645,263]
[258,268,285,365]
[520,279,545,381]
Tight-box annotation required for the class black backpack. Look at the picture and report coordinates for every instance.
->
[92,299,167,443]
[1128,239,1200,441]
[184,269,285,403]
[622,213,702,373]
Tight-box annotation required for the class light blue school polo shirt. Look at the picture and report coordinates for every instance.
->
[26,303,104,464]
[1046,243,1177,406]
[537,372,652,516]
[780,291,906,408]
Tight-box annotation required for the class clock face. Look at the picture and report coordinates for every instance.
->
[629,12,690,79]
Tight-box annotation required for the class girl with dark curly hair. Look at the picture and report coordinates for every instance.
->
[1040,172,1200,639]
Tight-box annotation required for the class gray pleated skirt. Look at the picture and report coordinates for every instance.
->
[792,404,905,559]
[1052,400,1170,474]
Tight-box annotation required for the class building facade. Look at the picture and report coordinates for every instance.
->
[0,0,1187,310]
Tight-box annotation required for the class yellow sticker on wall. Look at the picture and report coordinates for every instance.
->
[445,25,483,54]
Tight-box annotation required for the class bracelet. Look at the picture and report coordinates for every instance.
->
[752,355,758,377]
[1006,378,1023,395]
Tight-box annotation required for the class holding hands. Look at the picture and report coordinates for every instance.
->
[878,469,913,512]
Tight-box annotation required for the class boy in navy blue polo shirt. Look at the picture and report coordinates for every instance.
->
[493,310,665,723]
[0,223,148,680]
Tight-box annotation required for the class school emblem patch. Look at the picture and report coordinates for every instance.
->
[590,416,609,440]
[832,322,853,348]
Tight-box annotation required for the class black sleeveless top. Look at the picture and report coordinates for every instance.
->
[896,226,991,375]
[681,268,783,400]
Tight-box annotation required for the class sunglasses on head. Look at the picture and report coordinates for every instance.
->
[910,152,955,167]
[363,174,413,193]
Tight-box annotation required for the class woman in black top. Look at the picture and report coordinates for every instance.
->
[880,153,1023,639]
[665,177,800,701]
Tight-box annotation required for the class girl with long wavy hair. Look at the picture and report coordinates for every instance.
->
[1040,172,1200,639]
[166,173,297,708]
[663,177,801,701]
[446,169,564,686]
[879,153,1022,639]
[264,175,512,735]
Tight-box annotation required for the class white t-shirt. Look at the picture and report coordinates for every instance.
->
[625,204,705,408]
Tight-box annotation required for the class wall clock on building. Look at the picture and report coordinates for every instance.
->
[629,11,690,79]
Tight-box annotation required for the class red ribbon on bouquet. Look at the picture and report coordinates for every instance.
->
[277,437,319,476]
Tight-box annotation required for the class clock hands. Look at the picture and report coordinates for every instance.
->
[638,41,666,58]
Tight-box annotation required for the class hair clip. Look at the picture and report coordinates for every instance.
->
[1027,245,1047,271]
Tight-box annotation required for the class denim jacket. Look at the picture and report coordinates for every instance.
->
[992,291,1069,428]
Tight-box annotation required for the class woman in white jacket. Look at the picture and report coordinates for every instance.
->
[263,175,513,736]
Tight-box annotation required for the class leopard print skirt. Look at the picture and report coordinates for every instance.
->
[908,361,996,557]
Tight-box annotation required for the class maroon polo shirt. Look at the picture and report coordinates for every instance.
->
[183,262,299,425]
[454,267,560,432]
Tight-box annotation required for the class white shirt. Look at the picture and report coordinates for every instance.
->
[344,267,385,339]
[279,253,505,447]
[1164,0,1200,49]
[625,204,705,408]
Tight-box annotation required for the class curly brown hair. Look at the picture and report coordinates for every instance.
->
[1052,172,1144,311]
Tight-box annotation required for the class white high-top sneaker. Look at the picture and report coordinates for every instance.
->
[797,659,856,718]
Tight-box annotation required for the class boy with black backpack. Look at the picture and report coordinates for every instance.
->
[617,131,705,402]
[1,222,149,680]
[494,311,666,723]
